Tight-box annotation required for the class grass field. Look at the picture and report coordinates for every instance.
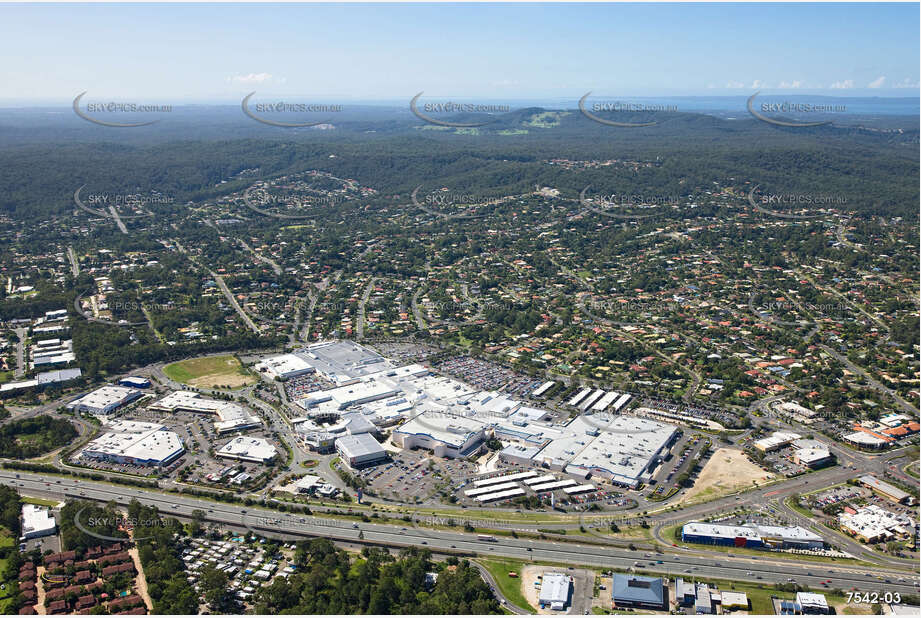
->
[21,495,59,507]
[478,559,537,613]
[163,354,256,389]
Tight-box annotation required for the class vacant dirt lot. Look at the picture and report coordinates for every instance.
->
[684,447,774,502]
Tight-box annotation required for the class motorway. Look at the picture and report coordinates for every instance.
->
[3,471,918,597]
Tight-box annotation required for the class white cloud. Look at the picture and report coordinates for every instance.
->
[725,80,744,89]
[893,77,920,89]
[227,73,284,85]
[778,80,803,89]
[867,76,886,89]
[829,79,854,89]
[751,79,766,89]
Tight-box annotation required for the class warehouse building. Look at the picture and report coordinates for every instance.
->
[118,376,151,388]
[796,592,829,614]
[217,436,277,464]
[793,446,834,468]
[610,574,665,610]
[253,353,315,380]
[776,401,820,423]
[538,573,571,611]
[335,433,387,468]
[753,431,801,452]
[721,591,749,610]
[82,421,184,466]
[21,504,57,540]
[66,385,143,415]
[0,368,82,398]
[150,391,261,433]
[681,521,824,550]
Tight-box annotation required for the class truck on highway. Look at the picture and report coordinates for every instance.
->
[477,534,497,542]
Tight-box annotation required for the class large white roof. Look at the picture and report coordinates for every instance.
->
[67,385,140,411]
[217,436,277,462]
[538,573,571,604]
[83,421,183,463]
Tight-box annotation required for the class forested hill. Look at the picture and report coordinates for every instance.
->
[0,105,917,221]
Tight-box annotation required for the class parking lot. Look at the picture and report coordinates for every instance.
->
[809,485,869,509]
[640,396,741,429]
[281,371,336,402]
[355,449,477,503]
[761,445,810,477]
[369,342,441,364]
[648,431,709,489]
[434,356,543,396]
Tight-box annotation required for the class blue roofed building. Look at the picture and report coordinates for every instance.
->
[675,577,696,606]
[611,574,665,610]
[119,376,151,388]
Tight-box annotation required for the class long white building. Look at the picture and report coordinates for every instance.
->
[82,420,184,466]
[66,385,143,415]
[150,391,261,433]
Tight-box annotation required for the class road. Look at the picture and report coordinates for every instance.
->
[3,472,917,597]
[108,204,129,234]
[239,238,282,275]
[357,277,377,340]
[13,326,27,377]
[67,246,80,277]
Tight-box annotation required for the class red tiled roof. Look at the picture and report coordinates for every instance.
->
[102,562,135,577]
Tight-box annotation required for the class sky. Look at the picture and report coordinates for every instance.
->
[1,2,919,103]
